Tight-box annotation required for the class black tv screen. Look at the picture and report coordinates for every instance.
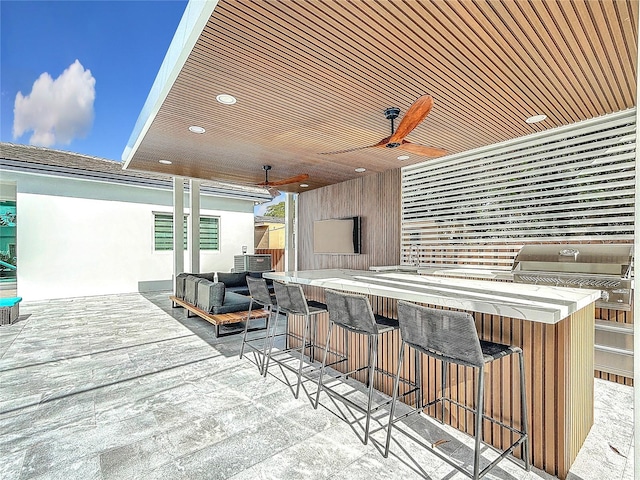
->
[313,217,361,254]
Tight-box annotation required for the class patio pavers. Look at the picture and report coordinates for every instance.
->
[0,292,633,480]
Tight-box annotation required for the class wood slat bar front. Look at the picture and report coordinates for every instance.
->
[273,274,596,480]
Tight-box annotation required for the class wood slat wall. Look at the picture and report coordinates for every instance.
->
[297,168,401,270]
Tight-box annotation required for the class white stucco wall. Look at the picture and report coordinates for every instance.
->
[2,170,256,300]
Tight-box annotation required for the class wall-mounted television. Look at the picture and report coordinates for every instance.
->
[313,217,362,254]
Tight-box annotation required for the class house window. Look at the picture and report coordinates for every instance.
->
[154,214,186,251]
[199,216,219,250]
[154,214,219,251]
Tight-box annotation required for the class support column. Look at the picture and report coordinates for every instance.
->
[634,11,640,478]
[284,192,296,271]
[173,177,184,284]
[188,179,201,273]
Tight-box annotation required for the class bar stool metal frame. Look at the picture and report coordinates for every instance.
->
[384,301,530,480]
[239,276,278,374]
[263,281,328,398]
[315,289,412,445]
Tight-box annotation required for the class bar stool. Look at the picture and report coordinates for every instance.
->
[239,276,277,374]
[384,301,530,480]
[314,289,400,445]
[263,281,327,398]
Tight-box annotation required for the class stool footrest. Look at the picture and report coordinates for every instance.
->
[318,382,393,415]
[241,348,268,372]
[423,396,527,437]
[389,420,528,480]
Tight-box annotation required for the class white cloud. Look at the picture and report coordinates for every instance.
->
[13,59,95,147]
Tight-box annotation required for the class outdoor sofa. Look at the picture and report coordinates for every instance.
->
[174,270,274,315]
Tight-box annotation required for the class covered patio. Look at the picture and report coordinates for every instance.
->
[0,292,633,479]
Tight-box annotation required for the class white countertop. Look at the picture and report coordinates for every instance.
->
[263,269,601,324]
[370,264,514,280]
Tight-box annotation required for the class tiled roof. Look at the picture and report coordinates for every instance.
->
[0,142,271,201]
[255,215,285,224]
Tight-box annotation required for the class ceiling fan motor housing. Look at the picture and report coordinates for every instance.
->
[384,107,400,119]
[384,107,401,146]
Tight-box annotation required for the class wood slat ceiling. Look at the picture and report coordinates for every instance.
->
[125,0,638,193]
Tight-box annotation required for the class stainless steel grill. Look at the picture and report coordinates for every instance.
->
[512,244,633,310]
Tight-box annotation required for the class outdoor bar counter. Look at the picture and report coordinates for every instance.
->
[264,269,602,479]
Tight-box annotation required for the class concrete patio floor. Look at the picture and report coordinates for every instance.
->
[0,291,634,480]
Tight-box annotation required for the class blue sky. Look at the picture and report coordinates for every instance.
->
[254,193,285,216]
[1,1,188,162]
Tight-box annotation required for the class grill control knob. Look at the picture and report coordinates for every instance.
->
[600,291,610,302]
[559,248,580,258]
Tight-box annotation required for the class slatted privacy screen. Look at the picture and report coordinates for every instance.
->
[401,109,636,268]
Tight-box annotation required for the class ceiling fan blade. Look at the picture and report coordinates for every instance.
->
[388,95,434,144]
[398,140,447,157]
[266,186,281,198]
[259,173,310,186]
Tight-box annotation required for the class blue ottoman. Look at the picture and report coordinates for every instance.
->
[0,297,22,325]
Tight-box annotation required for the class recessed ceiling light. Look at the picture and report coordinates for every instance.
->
[299,183,309,188]
[188,125,205,134]
[355,167,366,173]
[397,155,410,160]
[525,114,547,124]
[216,94,237,105]
[159,160,172,165]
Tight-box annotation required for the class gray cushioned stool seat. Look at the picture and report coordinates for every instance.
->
[384,301,530,480]
[240,276,278,374]
[264,282,327,398]
[315,289,399,445]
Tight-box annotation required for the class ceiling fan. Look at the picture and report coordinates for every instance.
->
[321,95,447,157]
[258,165,309,198]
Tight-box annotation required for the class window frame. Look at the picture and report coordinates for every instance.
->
[153,213,220,252]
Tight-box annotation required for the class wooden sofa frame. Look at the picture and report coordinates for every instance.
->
[170,295,269,338]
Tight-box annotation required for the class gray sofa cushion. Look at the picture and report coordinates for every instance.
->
[225,285,250,295]
[196,272,215,282]
[176,272,215,298]
[196,280,226,312]
[211,291,252,315]
[217,271,248,288]
[184,276,205,305]
[226,271,275,296]
[177,271,259,316]
[175,273,190,299]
